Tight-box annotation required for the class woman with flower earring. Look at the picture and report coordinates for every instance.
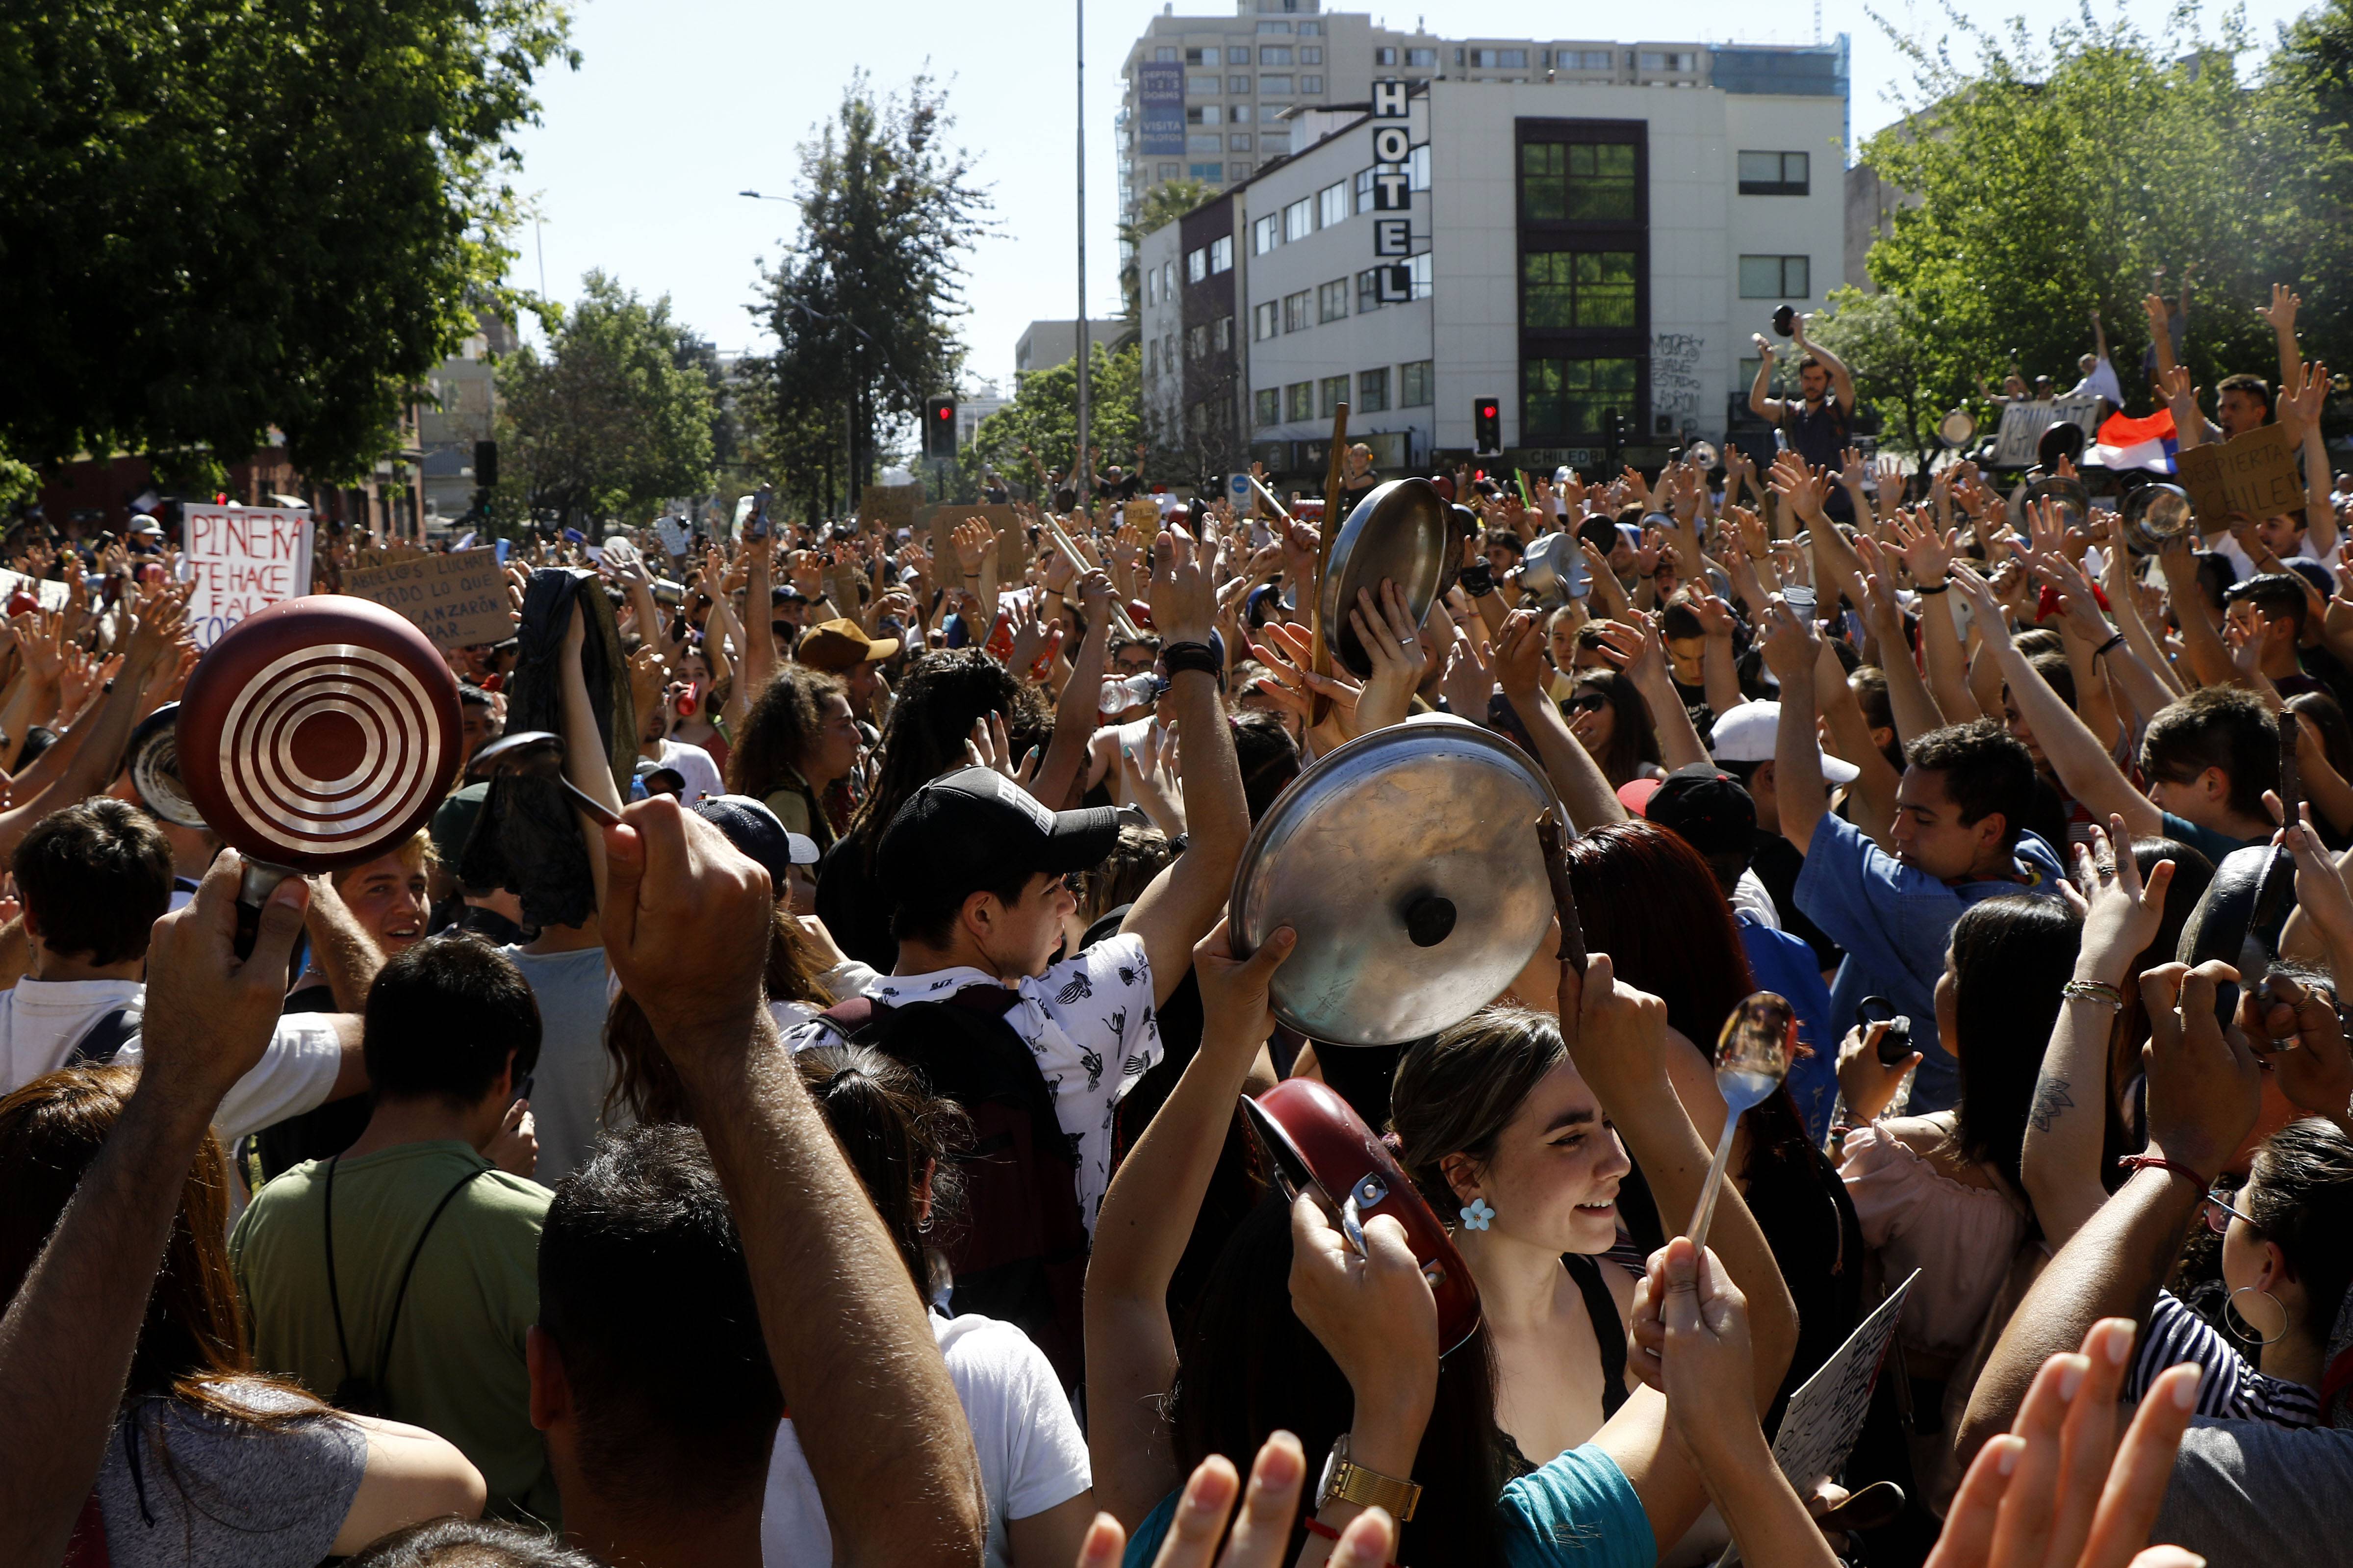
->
[1389,1005,1638,1470]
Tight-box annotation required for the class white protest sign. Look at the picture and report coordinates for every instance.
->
[1991,397,2103,468]
[0,567,70,613]
[1713,1269,1918,1568]
[655,517,691,559]
[181,505,314,648]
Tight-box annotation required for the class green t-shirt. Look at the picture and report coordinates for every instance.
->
[231,1140,559,1526]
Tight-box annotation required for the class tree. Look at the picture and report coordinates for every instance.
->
[964,344,1143,496]
[2260,0,2353,374]
[0,0,574,483]
[1861,5,2282,420]
[753,74,991,511]
[1118,178,1218,319]
[495,273,716,533]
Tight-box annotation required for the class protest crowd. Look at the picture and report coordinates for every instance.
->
[12,287,2353,1568]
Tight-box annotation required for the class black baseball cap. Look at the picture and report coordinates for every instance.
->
[691,794,820,894]
[876,766,1119,894]
[1642,763,1757,859]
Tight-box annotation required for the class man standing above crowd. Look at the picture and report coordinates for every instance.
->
[1748,312,1857,516]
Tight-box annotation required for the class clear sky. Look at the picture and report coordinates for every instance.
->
[503,0,2307,388]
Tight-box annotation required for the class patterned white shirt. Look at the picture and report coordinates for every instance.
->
[780,933,1161,1230]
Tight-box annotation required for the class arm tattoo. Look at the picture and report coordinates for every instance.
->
[2028,1076,2075,1134]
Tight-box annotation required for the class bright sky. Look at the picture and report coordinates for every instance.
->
[505,0,2309,388]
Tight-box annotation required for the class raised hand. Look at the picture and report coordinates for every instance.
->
[1149,523,1215,645]
[598,796,775,1069]
[1890,507,1958,586]
[2069,818,2175,986]
[2260,282,2301,336]
[2136,961,2263,1187]
[1438,613,1499,720]
[1348,580,1431,736]
[138,850,312,1116]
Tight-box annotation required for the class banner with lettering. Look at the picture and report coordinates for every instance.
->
[181,505,315,648]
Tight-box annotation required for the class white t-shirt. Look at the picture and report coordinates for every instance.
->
[0,978,345,1145]
[655,738,725,802]
[781,933,1160,1230]
[1732,869,1781,931]
[761,1311,1090,1568]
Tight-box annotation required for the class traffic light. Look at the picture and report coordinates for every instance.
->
[473,439,498,489]
[1473,397,1501,455]
[924,395,958,459]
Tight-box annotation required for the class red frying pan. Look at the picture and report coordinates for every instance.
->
[1242,1077,1482,1355]
[176,596,462,953]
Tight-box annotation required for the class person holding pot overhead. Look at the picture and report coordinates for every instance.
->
[1747,310,1857,520]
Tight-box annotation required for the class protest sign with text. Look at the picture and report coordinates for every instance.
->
[182,505,314,648]
[2177,423,2305,530]
[339,548,514,650]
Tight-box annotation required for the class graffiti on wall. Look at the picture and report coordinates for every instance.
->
[1651,332,1706,424]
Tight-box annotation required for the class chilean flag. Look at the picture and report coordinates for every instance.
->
[2087,408,2178,474]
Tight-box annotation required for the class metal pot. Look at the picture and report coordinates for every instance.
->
[2120,483,2196,556]
[1319,478,1452,677]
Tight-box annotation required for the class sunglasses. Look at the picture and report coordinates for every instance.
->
[1566,693,1611,716]
[2202,1184,2257,1235]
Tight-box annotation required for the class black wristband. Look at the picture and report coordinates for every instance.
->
[1457,560,1496,597]
[1161,640,1221,678]
[1915,581,1950,596]
[2094,632,2125,658]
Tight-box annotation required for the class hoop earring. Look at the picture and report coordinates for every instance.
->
[2226,1285,2288,1348]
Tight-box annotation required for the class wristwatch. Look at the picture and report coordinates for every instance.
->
[1315,1436,1422,1520]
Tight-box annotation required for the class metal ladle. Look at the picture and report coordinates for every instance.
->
[1687,991,1797,1252]
[470,730,623,827]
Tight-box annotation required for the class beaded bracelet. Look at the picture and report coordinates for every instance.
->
[2060,979,2126,1011]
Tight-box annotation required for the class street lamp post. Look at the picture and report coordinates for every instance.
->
[1074,0,1090,493]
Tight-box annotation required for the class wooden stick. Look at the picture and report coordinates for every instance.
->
[1309,405,1350,723]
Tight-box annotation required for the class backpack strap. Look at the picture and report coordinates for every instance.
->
[66,1005,138,1067]
[323,1156,486,1408]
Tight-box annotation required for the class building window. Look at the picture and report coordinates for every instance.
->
[1300,20,1321,34]
[1639,51,1694,71]
[1522,251,1637,329]
[1229,132,1253,151]
[1737,151,1810,196]
[1209,235,1233,272]
[1408,143,1431,190]
[1232,103,1254,122]
[1216,314,1233,349]
[1253,300,1279,339]
[1469,48,1529,68]
[1257,19,1292,31]
[1261,129,1291,154]
[1320,374,1349,415]
[1407,47,1437,66]
[1521,141,1637,221]
[1188,161,1223,179]
[1301,75,1324,93]
[1253,213,1280,254]
[1318,180,1348,227]
[1229,73,1251,92]
[1158,162,1181,180]
[1355,166,1375,212]
[1147,339,1157,376]
[1228,161,1252,181]
[1301,46,1322,64]
[1739,255,1811,298]
[1144,269,1157,307]
[1376,45,1398,65]
[1286,381,1314,420]
[1356,267,1383,313]
[1187,324,1208,359]
[1155,46,1178,62]
[1408,251,1432,300]
[1184,46,1210,65]
[1188,131,1223,155]
[1283,196,1314,240]
[1283,289,1311,332]
[1260,75,1293,94]
[1256,387,1281,426]
[1260,46,1292,64]
[1523,357,1640,439]
[1228,47,1252,65]
[1318,278,1349,323]
[1401,360,1434,407]
[1560,49,1613,70]
[1186,247,1207,283]
[1188,73,1221,96]
[1358,367,1390,412]
[1187,104,1221,125]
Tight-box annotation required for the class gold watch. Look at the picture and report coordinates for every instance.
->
[1315,1435,1421,1521]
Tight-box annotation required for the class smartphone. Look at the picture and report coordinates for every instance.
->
[1855,996,1913,1064]
[512,1073,535,1107]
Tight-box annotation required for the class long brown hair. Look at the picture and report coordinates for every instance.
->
[728,665,846,799]
[793,1046,971,1295]
[1569,669,1661,790]
[1390,1005,1568,1215]
[0,1066,318,1429]
[604,905,829,1124]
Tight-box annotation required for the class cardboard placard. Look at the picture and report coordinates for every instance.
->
[858,483,924,531]
[1991,396,2103,468]
[918,504,1025,578]
[181,505,315,649]
[340,548,515,650]
[2177,423,2305,530]
[825,558,865,614]
[1122,496,1164,544]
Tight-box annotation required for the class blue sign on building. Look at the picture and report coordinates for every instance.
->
[1138,63,1185,155]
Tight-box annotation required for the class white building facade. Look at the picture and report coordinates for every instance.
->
[1139,52,1849,484]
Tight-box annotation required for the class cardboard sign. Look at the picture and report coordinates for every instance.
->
[1122,497,1164,544]
[340,548,514,650]
[918,504,1025,578]
[1991,397,2103,468]
[0,567,70,613]
[859,483,924,531]
[1713,1270,1918,1568]
[2177,423,2305,530]
[182,505,314,649]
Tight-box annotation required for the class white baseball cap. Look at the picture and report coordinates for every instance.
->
[1708,701,1862,785]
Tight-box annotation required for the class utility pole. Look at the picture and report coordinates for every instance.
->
[1074,0,1090,493]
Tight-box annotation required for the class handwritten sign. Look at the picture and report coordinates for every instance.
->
[654,517,691,559]
[1122,497,1164,544]
[1991,397,2103,468]
[2177,423,2305,531]
[339,548,514,650]
[0,568,70,613]
[859,483,923,531]
[182,505,314,649]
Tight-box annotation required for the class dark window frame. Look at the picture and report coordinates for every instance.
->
[1515,118,1649,442]
[1736,150,1810,197]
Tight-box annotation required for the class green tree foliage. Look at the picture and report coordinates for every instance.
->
[754,74,991,508]
[963,344,1143,496]
[496,273,716,532]
[1860,5,2282,427]
[2264,0,2353,372]
[1118,177,1218,319]
[0,0,575,482]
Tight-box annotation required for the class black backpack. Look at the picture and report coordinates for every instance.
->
[821,986,1091,1387]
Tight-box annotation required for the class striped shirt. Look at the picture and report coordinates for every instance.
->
[2129,1290,2322,1428]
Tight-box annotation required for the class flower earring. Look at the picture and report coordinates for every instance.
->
[1459,1196,1495,1232]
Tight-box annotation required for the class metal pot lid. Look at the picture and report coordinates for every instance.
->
[128,703,207,829]
[1938,408,1977,446]
[1228,713,1562,1046]
[2023,475,2091,536]
[2121,482,2196,555]
[1320,478,1451,678]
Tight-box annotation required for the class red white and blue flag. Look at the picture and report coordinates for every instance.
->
[2087,408,2178,474]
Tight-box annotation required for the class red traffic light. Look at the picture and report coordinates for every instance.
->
[935,406,953,419]
[1480,403,1497,418]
